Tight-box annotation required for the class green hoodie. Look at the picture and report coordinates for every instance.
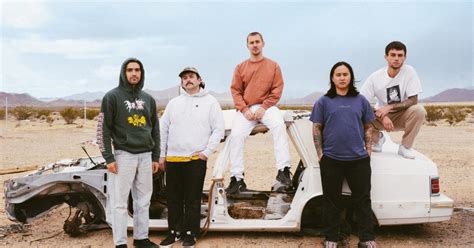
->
[97,58,160,164]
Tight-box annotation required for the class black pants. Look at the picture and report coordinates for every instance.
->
[320,155,375,242]
[165,160,207,235]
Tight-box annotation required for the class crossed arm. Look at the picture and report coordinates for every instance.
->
[375,95,418,131]
[375,95,418,119]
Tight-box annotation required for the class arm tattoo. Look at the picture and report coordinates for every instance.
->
[312,123,323,158]
[364,122,373,153]
[390,95,418,111]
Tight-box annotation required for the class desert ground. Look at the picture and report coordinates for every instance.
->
[0,115,473,247]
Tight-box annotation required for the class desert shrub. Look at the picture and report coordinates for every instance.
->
[46,115,55,126]
[0,109,5,119]
[60,107,81,124]
[36,108,53,117]
[425,106,444,122]
[86,109,100,120]
[157,107,166,112]
[155,105,169,117]
[279,105,313,111]
[444,106,467,125]
[468,106,474,113]
[460,107,472,114]
[50,111,62,120]
[221,105,236,111]
[12,106,34,120]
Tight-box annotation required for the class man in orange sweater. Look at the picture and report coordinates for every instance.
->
[226,32,292,194]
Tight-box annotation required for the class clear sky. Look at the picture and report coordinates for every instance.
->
[1,0,472,99]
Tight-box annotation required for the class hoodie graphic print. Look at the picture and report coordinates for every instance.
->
[124,99,147,126]
[96,58,160,164]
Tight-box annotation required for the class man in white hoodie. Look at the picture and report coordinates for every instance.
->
[158,67,225,248]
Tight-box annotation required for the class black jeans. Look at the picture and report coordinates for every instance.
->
[165,160,207,235]
[320,155,375,242]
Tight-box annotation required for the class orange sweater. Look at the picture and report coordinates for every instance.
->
[230,57,284,113]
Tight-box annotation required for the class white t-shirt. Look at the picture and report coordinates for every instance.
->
[360,64,422,108]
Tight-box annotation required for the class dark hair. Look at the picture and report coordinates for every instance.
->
[325,61,359,98]
[385,41,407,56]
[247,32,264,43]
[126,58,142,69]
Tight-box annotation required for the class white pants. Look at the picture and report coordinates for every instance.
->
[107,150,153,246]
[229,105,291,180]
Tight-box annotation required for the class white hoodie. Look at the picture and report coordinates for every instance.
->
[160,88,225,159]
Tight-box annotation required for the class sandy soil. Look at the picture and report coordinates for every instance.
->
[0,118,473,247]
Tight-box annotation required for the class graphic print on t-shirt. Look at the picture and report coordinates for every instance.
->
[386,85,401,104]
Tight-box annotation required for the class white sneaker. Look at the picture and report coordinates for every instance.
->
[398,145,415,159]
[372,132,385,152]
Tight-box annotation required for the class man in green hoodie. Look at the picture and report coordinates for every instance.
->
[97,58,160,248]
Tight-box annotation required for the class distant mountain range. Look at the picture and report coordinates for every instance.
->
[146,87,235,107]
[0,87,234,108]
[421,88,474,103]
[0,92,102,108]
[283,91,324,105]
[1,87,473,108]
[39,91,105,102]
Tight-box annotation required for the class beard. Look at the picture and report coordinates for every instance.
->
[128,78,140,84]
[390,62,403,70]
[251,49,261,56]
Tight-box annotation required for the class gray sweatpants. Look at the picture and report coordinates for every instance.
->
[107,150,153,246]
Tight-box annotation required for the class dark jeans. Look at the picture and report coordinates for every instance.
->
[320,155,375,242]
[165,160,207,235]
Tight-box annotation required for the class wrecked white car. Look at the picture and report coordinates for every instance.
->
[3,110,454,236]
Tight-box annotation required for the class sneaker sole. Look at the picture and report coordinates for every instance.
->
[398,152,415,159]
[159,239,179,248]
[159,242,178,248]
[226,185,247,195]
